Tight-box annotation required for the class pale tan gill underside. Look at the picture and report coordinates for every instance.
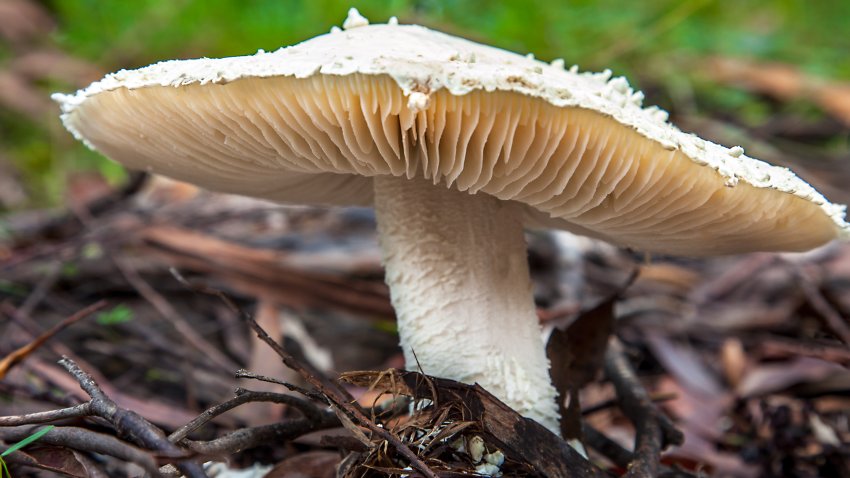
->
[69,73,837,255]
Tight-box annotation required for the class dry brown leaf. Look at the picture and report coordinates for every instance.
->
[10,49,103,86]
[0,70,51,120]
[646,334,723,396]
[0,155,28,207]
[546,295,616,441]
[635,263,701,291]
[705,56,850,126]
[22,446,93,478]
[141,226,393,317]
[737,357,846,397]
[653,376,729,441]
[720,338,748,388]
[0,0,54,44]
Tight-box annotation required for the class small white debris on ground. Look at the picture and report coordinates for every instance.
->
[467,435,486,463]
[475,463,502,476]
[204,461,271,478]
[484,450,505,466]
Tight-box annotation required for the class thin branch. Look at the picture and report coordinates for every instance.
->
[794,265,850,344]
[235,369,328,404]
[0,402,92,426]
[583,424,633,469]
[181,417,337,456]
[581,392,677,417]
[604,338,684,478]
[169,389,332,443]
[0,300,107,379]
[16,262,62,318]
[111,257,240,373]
[172,270,439,478]
[58,357,208,478]
[0,425,159,475]
[0,378,80,408]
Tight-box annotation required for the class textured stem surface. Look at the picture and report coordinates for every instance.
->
[373,175,560,432]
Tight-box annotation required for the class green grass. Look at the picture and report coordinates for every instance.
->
[0,425,55,478]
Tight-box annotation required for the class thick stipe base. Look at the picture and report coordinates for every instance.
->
[373,175,560,433]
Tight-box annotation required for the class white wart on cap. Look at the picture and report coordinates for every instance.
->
[54,9,849,434]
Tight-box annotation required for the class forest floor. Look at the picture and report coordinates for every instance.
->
[1,174,849,477]
[2,1,850,477]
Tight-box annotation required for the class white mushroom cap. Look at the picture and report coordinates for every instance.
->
[54,18,848,255]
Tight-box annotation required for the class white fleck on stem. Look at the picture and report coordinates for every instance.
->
[373,175,561,433]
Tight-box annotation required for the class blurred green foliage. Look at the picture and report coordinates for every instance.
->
[49,0,850,76]
[3,0,849,208]
[95,304,135,325]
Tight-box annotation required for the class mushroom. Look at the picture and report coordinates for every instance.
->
[53,9,848,434]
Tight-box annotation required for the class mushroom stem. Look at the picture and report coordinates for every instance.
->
[373,175,561,433]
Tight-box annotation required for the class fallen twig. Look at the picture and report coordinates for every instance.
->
[580,392,678,417]
[0,300,107,379]
[1,373,345,473]
[235,369,329,405]
[57,357,207,478]
[584,425,698,478]
[0,425,159,475]
[181,418,334,456]
[0,402,93,427]
[583,424,633,469]
[690,254,776,305]
[755,335,850,364]
[604,338,684,478]
[146,227,393,317]
[110,256,240,373]
[794,265,850,344]
[171,270,439,478]
[169,388,333,443]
